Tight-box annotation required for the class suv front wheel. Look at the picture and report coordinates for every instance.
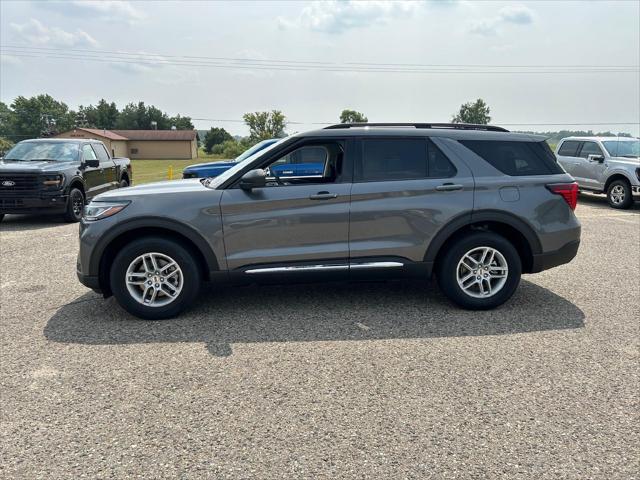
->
[110,237,202,320]
[437,232,522,310]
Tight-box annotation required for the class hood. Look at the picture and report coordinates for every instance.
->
[95,178,206,201]
[0,160,74,172]
[183,160,236,170]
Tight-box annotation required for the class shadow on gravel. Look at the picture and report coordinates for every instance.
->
[45,279,585,357]
[578,192,640,212]
[0,214,68,232]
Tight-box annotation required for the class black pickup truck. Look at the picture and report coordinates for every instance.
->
[0,138,131,222]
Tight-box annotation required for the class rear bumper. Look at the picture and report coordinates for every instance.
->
[0,194,67,214]
[530,240,580,273]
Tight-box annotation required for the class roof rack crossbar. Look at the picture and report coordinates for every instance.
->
[323,122,509,132]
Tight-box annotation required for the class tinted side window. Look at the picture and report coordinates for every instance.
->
[359,138,427,181]
[82,144,97,160]
[428,140,456,178]
[578,141,603,158]
[558,140,580,157]
[92,143,110,162]
[460,140,564,176]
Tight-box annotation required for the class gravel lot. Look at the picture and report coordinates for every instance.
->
[1,194,638,479]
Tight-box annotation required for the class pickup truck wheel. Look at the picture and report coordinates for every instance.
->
[120,178,129,188]
[607,179,633,209]
[110,237,201,320]
[437,232,521,310]
[63,188,85,222]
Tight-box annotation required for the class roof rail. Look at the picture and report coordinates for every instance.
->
[323,122,509,132]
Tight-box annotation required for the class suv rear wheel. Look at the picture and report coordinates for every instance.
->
[110,237,201,320]
[607,179,633,209]
[437,232,522,310]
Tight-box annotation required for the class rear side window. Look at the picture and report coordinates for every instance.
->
[459,140,564,176]
[357,138,456,181]
[557,140,580,157]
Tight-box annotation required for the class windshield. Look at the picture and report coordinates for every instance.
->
[233,139,279,163]
[602,139,640,158]
[4,141,80,162]
[203,137,289,189]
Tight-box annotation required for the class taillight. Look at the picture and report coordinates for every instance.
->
[546,182,578,210]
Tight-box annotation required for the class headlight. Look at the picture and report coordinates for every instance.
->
[42,174,64,189]
[83,201,129,221]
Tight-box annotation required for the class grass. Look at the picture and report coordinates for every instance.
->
[132,148,227,185]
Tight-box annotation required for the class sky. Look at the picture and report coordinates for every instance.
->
[1,0,639,136]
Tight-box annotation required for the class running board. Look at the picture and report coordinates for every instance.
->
[245,261,404,274]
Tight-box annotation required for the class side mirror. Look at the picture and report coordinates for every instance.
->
[588,154,604,163]
[239,169,267,191]
[84,159,100,168]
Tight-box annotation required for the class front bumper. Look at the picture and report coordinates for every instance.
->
[632,185,640,195]
[0,194,67,214]
[530,240,580,273]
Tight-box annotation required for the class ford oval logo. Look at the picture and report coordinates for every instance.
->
[1,180,16,187]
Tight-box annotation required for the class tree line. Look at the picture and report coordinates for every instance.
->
[0,94,195,142]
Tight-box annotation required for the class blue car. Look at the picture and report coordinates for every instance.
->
[183,139,279,179]
[183,138,326,180]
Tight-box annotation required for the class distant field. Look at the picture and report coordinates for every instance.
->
[132,152,227,185]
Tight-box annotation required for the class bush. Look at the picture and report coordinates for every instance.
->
[0,137,14,156]
[211,144,224,155]
[221,139,246,159]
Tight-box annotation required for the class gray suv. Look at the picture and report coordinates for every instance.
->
[555,136,640,209]
[77,123,581,320]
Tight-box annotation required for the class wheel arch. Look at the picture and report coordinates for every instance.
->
[67,176,85,196]
[93,218,219,295]
[424,211,541,274]
[604,172,633,192]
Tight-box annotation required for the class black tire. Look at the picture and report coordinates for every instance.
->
[606,179,633,209]
[110,236,201,320]
[0,214,4,222]
[63,188,85,222]
[120,178,129,188]
[436,232,522,310]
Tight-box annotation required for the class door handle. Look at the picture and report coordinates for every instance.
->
[435,183,463,192]
[309,192,338,200]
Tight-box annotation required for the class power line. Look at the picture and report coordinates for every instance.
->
[1,45,638,74]
[3,44,638,69]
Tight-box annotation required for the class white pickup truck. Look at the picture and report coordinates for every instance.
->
[556,136,639,209]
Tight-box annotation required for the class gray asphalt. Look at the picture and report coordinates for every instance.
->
[1,193,638,479]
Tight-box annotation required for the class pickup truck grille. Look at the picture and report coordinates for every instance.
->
[0,174,40,194]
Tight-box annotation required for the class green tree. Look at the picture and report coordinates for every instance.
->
[340,109,368,123]
[78,99,120,129]
[8,94,76,138]
[204,127,233,153]
[451,98,491,124]
[0,102,15,139]
[0,137,14,156]
[243,110,286,142]
[168,114,194,130]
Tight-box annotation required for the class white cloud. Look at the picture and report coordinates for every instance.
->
[278,0,426,34]
[10,18,99,47]
[37,1,145,25]
[499,4,535,25]
[467,3,535,36]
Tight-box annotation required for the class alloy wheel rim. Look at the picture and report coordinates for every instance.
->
[125,252,183,307]
[610,185,625,204]
[456,246,509,298]
[72,192,83,217]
